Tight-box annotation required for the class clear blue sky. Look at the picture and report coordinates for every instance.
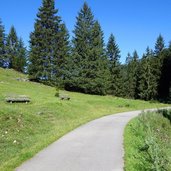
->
[0,0,171,62]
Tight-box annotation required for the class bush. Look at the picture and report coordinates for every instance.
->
[55,87,59,97]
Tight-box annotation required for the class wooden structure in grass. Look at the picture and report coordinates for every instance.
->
[6,95,30,104]
[59,94,70,100]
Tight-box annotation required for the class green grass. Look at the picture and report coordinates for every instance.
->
[0,68,169,171]
[124,111,171,171]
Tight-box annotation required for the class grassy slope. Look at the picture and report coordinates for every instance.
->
[124,111,171,171]
[0,68,169,171]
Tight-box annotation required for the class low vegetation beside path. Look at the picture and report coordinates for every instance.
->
[0,68,170,171]
[124,110,171,171]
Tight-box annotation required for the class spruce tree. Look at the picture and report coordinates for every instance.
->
[154,35,165,99]
[158,47,171,100]
[69,2,95,92]
[126,50,139,99]
[16,38,27,72]
[54,23,71,87]
[138,47,158,100]
[29,0,61,83]
[106,33,122,96]
[6,26,18,69]
[68,2,109,95]
[0,19,6,68]
[87,21,110,95]
[155,34,165,55]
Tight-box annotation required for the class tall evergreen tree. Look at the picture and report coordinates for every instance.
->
[155,34,165,55]
[138,47,158,100]
[158,46,171,100]
[68,2,95,92]
[0,19,6,68]
[67,2,109,95]
[29,0,62,83]
[6,26,18,69]
[106,33,122,96]
[0,19,5,67]
[16,38,27,72]
[87,21,110,95]
[125,50,139,98]
[54,23,71,87]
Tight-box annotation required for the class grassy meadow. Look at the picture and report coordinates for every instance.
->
[0,68,169,171]
[124,110,171,171]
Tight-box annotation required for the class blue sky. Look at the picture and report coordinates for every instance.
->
[0,0,171,62]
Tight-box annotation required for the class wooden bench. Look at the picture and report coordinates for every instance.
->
[59,95,70,100]
[6,95,30,104]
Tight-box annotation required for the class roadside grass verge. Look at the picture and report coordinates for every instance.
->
[0,68,170,171]
[124,110,171,171]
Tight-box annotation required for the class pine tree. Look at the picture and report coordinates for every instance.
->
[6,26,18,69]
[158,46,171,100]
[138,47,158,100]
[125,50,139,99]
[54,23,71,87]
[67,2,109,95]
[16,38,27,72]
[106,33,122,96]
[0,19,6,68]
[153,35,165,99]
[87,21,110,95]
[155,34,165,55]
[69,2,95,92]
[29,0,62,83]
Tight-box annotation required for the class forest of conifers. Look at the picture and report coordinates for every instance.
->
[0,0,171,101]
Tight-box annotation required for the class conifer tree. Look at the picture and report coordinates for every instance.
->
[126,50,139,98]
[106,33,122,96]
[69,2,95,92]
[87,21,110,95]
[54,23,71,87]
[158,46,171,100]
[138,47,158,100]
[155,34,165,55]
[29,0,62,83]
[153,35,165,99]
[6,26,18,69]
[16,38,27,72]
[68,2,109,95]
[0,19,6,68]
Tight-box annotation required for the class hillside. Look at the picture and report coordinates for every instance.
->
[0,68,169,171]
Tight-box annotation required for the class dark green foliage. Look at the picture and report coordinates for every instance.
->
[29,0,62,83]
[125,51,139,99]
[67,2,95,92]
[66,3,109,95]
[55,87,59,97]
[6,26,26,72]
[157,109,171,123]
[15,38,27,72]
[54,23,71,88]
[0,19,6,68]
[106,33,122,96]
[155,34,165,55]
[138,47,159,100]
[158,48,171,100]
[6,26,19,69]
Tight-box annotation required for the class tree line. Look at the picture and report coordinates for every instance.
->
[0,0,170,101]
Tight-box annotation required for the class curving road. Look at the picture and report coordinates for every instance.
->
[16,109,167,171]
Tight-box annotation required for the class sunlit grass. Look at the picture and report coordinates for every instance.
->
[0,68,169,171]
[124,111,171,171]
